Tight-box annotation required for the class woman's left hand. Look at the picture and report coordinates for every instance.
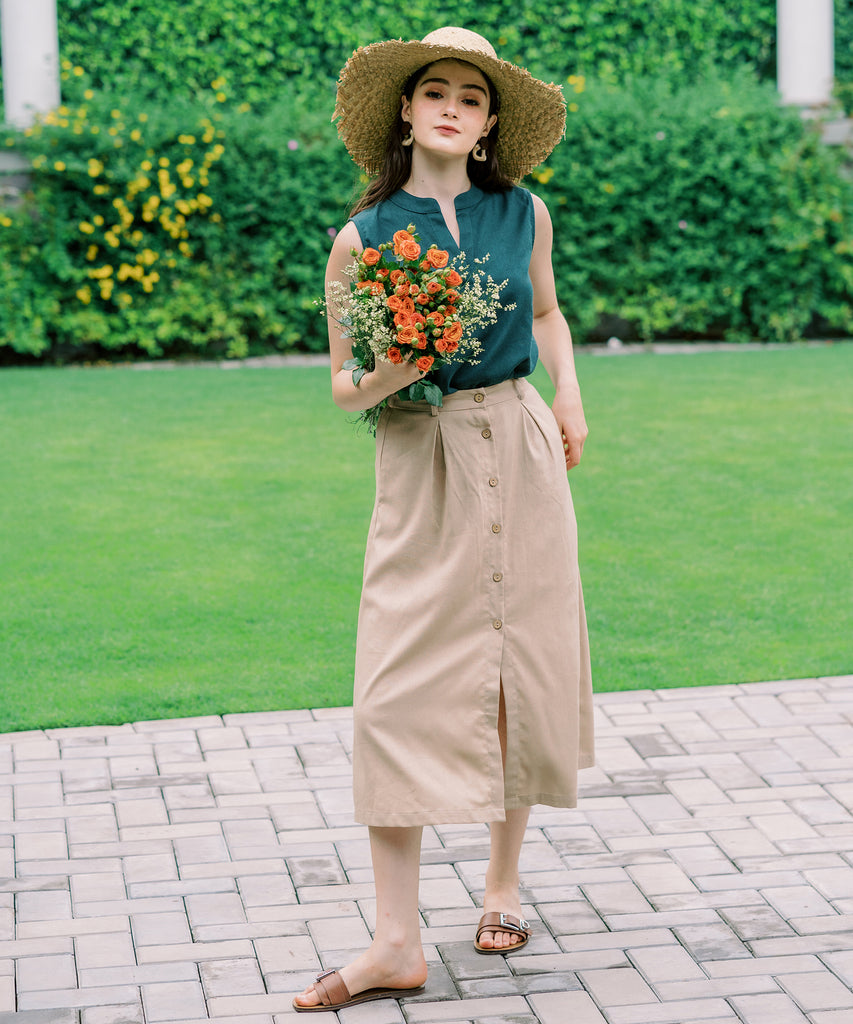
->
[552,388,588,470]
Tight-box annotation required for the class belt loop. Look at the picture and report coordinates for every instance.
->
[430,403,439,416]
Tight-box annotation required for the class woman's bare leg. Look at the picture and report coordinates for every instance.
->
[477,684,531,950]
[293,825,427,1007]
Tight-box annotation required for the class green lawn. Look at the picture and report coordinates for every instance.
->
[1,346,850,733]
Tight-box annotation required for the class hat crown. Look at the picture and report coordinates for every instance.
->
[420,27,497,60]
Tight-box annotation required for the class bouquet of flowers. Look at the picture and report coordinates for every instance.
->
[326,224,511,433]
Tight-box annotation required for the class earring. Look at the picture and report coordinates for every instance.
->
[472,140,488,162]
[401,127,414,147]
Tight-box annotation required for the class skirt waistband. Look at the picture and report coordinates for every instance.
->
[386,377,526,415]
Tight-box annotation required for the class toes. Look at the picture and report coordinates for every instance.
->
[293,986,320,1008]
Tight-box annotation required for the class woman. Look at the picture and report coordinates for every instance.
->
[294,26,594,1012]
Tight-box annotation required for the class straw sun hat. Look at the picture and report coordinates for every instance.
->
[334,26,566,182]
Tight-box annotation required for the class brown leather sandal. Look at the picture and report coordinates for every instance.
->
[292,969,425,1012]
[474,911,532,954]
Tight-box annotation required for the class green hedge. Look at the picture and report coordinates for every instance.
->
[4,68,851,362]
[42,0,782,106]
[531,71,853,343]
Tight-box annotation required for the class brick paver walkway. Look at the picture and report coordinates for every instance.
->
[2,676,852,1023]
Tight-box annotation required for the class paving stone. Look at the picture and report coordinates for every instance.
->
[185,892,247,927]
[778,969,853,1012]
[199,956,265,997]
[527,989,608,1023]
[141,980,207,1021]
[16,952,78,991]
[727,992,811,1023]
[81,1005,144,1024]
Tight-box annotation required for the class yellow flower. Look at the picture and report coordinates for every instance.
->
[196,193,212,208]
[137,248,159,266]
[73,66,85,77]
[84,89,95,100]
[89,264,113,279]
[138,112,149,123]
[178,135,196,146]
[0,215,12,228]
[108,126,119,136]
[158,157,169,168]
[117,292,133,308]
[177,158,193,175]
[61,58,72,71]
[93,215,104,226]
[130,129,142,141]
[76,286,92,304]
[79,221,95,234]
[86,244,98,261]
[99,279,114,299]
[93,184,109,195]
[215,92,226,103]
[141,160,152,171]
[603,182,615,194]
[54,161,66,172]
[32,155,47,169]
[104,230,120,247]
[238,102,251,113]
[111,109,121,119]
[568,102,579,113]
[90,125,100,135]
[210,212,222,223]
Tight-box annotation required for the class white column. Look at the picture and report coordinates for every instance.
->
[777,0,834,106]
[1,0,61,128]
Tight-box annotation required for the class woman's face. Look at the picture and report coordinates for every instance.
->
[401,59,497,162]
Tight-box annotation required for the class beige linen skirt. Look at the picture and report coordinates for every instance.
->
[353,376,594,827]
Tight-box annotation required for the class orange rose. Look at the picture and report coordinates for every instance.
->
[435,338,449,353]
[400,239,421,260]
[416,355,434,372]
[445,288,459,302]
[401,297,416,314]
[369,281,385,296]
[355,280,373,291]
[362,247,381,266]
[411,311,426,326]
[428,311,445,327]
[444,305,457,316]
[444,338,459,353]
[420,259,431,272]
[392,229,414,255]
[395,283,410,297]
[389,269,405,284]
[387,346,403,364]
[416,293,430,305]
[375,267,389,279]
[445,269,462,287]
[426,247,449,268]
[397,325,420,346]
[387,294,404,312]
[393,311,411,327]
[426,280,442,294]
[415,332,428,349]
[443,321,463,343]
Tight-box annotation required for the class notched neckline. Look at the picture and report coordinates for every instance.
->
[392,186,484,252]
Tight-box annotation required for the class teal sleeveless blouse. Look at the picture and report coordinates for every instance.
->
[349,184,537,395]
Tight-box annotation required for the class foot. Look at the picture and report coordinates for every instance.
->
[476,890,528,951]
[293,942,427,1009]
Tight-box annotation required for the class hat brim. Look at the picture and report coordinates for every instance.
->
[334,39,566,182]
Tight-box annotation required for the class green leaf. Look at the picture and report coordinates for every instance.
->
[352,366,366,386]
[341,358,359,370]
[422,382,443,406]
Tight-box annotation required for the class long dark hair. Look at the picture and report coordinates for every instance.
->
[350,61,513,216]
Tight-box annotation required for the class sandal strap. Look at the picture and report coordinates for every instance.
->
[313,969,350,1007]
[476,911,531,940]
